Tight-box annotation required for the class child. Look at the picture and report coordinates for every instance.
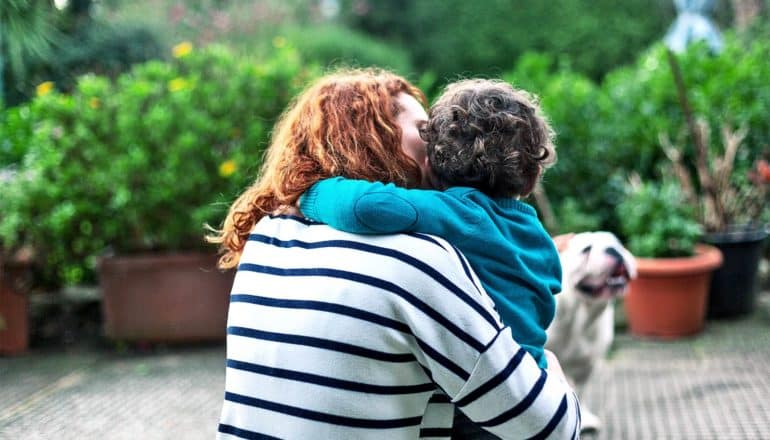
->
[300,79,560,369]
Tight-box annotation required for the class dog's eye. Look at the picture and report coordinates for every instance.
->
[581,245,592,254]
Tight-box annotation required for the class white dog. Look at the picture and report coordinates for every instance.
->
[546,231,636,433]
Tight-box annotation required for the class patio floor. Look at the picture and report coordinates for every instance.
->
[582,291,770,440]
[1,291,769,440]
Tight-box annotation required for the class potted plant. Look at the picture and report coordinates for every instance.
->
[0,246,33,355]
[660,119,769,318]
[0,44,315,342]
[616,175,723,339]
[1,121,34,354]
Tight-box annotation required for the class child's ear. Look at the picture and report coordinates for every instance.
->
[521,167,543,197]
[532,166,545,190]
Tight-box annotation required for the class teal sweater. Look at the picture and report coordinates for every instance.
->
[300,177,562,368]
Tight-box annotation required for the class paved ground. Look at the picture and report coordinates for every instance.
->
[582,292,770,440]
[1,292,769,440]
[0,345,225,440]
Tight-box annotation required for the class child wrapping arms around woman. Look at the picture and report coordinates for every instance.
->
[300,79,561,371]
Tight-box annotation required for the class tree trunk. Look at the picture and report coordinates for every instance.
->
[731,0,763,30]
[0,40,5,104]
[532,183,558,233]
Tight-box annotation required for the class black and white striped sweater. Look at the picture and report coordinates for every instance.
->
[218,215,580,439]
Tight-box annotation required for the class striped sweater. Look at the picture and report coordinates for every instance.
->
[218,215,580,439]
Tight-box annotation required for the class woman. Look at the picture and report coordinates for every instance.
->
[210,69,580,439]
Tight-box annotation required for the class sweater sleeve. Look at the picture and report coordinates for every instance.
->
[300,177,481,239]
[453,328,580,439]
[405,237,581,439]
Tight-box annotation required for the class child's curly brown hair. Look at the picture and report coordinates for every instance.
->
[422,79,556,198]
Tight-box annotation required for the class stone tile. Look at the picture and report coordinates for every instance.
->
[0,347,225,440]
[1,292,769,439]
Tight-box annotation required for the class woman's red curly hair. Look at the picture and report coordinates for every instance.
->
[208,68,426,269]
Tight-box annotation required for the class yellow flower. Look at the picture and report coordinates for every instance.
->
[272,36,287,49]
[89,97,101,109]
[219,160,237,177]
[168,78,189,92]
[172,41,193,58]
[36,81,55,97]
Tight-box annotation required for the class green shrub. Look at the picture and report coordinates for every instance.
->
[57,21,165,79]
[340,0,679,81]
[502,35,770,235]
[0,104,34,167]
[551,198,603,235]
[0,44,318,286]
[4,21,165,106]
[602,36,770,183]
[280,24,413,76]
[616,177,702,258]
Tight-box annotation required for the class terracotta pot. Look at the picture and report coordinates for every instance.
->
[0,258,32,355]
[624,244,723,339]
[98,253,234,343]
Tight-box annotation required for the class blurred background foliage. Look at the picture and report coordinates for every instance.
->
[1,0,770,286]
[1,43,315,285]
[340,0,681,83]
[1,0,165,106]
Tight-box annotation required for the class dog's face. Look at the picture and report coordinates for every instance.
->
[560,232,637,302]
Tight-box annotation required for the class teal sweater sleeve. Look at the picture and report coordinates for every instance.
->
[300,177,483,240]
[301,176,558,369]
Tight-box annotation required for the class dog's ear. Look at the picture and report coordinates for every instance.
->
[552,233,576,253]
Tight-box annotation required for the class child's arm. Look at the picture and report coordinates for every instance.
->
[300,177,482,239]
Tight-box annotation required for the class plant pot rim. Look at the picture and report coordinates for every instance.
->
[634,244,723,276]
[0,258,32,271]
[703,223,769,244]
[98,252,223,270]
